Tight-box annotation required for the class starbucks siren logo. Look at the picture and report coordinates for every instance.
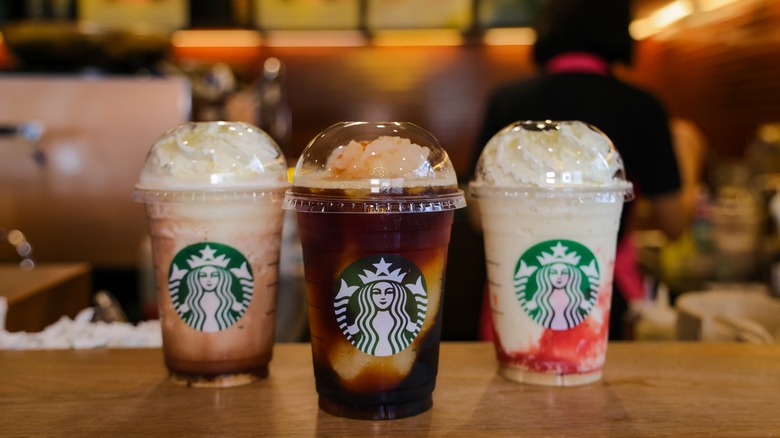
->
[334,255,427,356]
[168,242,254,332]
[513,240,600,330]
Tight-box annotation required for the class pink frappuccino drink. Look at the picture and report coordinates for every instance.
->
[134,122,288,387]
[469,121,633,386]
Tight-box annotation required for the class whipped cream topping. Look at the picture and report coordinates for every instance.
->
[474,121,630,190]
[137,121,287,190]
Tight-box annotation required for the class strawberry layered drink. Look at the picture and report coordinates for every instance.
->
[470,120,633,386]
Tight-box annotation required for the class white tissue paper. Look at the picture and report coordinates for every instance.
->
[0,296,162,350]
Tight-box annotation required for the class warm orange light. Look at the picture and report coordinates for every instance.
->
[482,28,536,46]
[263,30,367,47]
[371,29,463,47]
[630,0,694,39]
[698,0,739,12]
[171,30,262,48]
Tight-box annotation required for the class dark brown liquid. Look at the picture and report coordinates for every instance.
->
[296,191,455,420]
[165,352,271,378]
[165,353,270,387]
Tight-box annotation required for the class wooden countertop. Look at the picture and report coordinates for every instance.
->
[2,342,779,436]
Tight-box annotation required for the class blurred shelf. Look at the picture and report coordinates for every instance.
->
[1,263,91,332]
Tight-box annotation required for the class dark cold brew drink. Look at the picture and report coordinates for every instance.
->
[284,122,465,419]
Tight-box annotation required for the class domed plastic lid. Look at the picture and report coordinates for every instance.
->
[133,121,289,203]
[284,121,465,213]
[469,120,633,201]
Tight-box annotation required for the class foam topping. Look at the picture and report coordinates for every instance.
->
[328,136,431,180]
[285,122,466,213]
[293,133,457,190]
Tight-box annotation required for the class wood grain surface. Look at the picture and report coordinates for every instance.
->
[1,342,779,436]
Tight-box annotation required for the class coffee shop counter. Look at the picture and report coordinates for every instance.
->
[1,342,778,436]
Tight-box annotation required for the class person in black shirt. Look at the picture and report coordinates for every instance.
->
[470,0,688,340]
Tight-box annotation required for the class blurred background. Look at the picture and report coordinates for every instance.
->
[1,0,780,342]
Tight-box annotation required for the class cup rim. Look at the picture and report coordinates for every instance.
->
[283,190,466,213]
[468,182,634,202]
[132,185,289,203]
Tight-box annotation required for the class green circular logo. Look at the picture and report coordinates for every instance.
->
[514,240,600,330]
[168,242,254,332]
[334,255,428,356]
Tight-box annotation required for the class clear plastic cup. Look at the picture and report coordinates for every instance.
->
[133,121,289,387]
[284,121,465,419]
[469,120,633,386]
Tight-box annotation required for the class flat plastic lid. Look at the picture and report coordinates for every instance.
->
[469,120,633,201]
[284,121,465,213]
[133,121,289,203]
